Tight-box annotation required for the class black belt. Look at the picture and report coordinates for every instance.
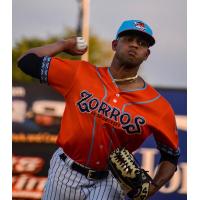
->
[59,153,108,180]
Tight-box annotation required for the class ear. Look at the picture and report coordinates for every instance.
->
[144,49,150,60]
[112,40,118,51]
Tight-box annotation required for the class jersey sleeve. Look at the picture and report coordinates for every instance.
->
[152,104,180,158]
[41,56,81,97]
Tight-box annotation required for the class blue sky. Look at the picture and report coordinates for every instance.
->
[13,0,186,88]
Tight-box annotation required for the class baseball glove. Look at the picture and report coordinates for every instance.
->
[108,148,153,200]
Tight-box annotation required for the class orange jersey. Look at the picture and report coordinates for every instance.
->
[42,56,179,170]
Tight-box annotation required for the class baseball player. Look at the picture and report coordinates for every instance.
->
[17,19,180,200]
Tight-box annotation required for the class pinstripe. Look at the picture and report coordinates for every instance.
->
[43,149,68,200]
[94,179,102,199]
[43,181,49,200]
[113,180,118,199]
[63,169,73,199]
[107,175,114,199]
[43,148,123,200]
[45,153,61,200]
[82,185,89,200]
[52,148,62,163]
[73,173,83,200]
[63,169,76,200]
[113,180,120,200]
[47,160,60,200]
[88,187,93,200]
[79,190,87,200]
[58,159,72,200]
[83,174,122,200]
[55,158,72,200]
[43,149,62,200]
[68,172,74,199]
[88,179,96,200]
[100,178,108,200]
[53,162,66,200]
[50,159,64,200]
[68,171,79,199]
[90,184,97,200]
[78,175,85,200]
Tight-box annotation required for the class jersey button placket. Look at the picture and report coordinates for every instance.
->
[112,93,120,103]
[116,93,120,97]
[96,161,100,165]
[113,99,117,103]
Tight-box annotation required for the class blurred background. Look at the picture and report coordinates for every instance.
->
[12,0,186,199]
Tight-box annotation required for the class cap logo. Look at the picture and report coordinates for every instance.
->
[134,21,146,31]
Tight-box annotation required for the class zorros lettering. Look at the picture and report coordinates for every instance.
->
[76,91,146,135]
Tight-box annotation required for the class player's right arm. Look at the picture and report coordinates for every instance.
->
[17,37,87,97]
[18,37,87,59]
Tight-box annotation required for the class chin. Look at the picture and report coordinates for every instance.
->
[124,60,139,67]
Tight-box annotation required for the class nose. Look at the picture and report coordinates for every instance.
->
[129,38,139,48]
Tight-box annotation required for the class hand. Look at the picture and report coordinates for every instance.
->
[61,36,88,56]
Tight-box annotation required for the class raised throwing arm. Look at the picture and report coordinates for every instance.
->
[17,37,87,61]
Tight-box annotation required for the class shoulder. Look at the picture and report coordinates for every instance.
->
[146,83,174,111]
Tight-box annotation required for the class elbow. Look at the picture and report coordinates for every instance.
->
[17,54,26,64]
[17,53,34,70]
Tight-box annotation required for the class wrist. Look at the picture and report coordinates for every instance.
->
[58,40,68,51]
[148,183,159,197]
[60,37,77,53]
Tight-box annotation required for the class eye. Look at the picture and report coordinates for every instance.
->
[125,36,133,42]
[137,39,149,47]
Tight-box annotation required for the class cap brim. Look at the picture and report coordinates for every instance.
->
[117,30,155,46]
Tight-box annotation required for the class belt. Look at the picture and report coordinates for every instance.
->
[59,153,108,180]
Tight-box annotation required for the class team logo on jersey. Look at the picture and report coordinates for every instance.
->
[76,90,146,135]
[134,21,146,31]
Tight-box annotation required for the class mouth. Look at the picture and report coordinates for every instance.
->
[128,50,137,57]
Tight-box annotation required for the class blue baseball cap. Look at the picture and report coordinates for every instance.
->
[116,20,155,46]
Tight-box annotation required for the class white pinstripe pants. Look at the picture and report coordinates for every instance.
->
[42,148,124,200]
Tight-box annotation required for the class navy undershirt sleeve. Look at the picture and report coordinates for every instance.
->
[17,53,44,79]
[159,149,180,166]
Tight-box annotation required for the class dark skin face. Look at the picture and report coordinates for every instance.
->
[112,32,150,68]
[110,32,151,90]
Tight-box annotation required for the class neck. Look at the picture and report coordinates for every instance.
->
[110,56,140,79]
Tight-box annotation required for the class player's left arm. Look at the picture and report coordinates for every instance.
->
[147,160,177,197]
[148,105,180,197]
